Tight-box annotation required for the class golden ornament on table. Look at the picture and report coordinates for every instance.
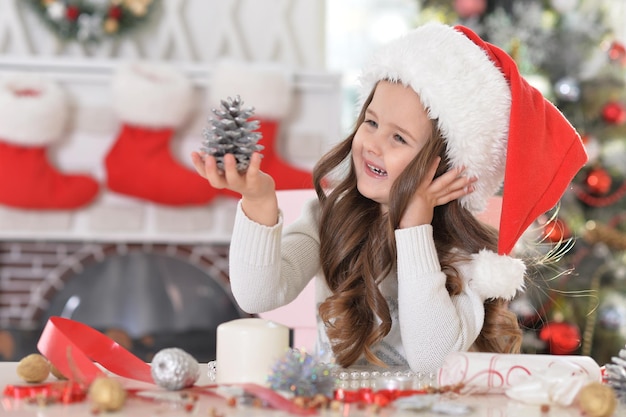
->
[576,381,617,417]
[89,377,127,412]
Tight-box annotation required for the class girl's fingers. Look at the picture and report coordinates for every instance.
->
[192,152,268,196]
[246,152,263,176]
[428,165,477,205]
[426,157,441,181]
[204,155,231,189]
[221,153,243,185]
[191,152,207,177]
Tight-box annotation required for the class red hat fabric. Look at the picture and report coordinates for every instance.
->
[358,22,587,256]
[455,25,588,255]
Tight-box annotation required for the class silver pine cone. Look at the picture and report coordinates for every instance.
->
[201,95,263,171]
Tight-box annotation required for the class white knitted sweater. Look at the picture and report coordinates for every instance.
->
[228,198,485,373]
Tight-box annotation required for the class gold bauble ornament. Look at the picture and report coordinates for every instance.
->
[89,377,127,412]
[104,18,119,34]
[577,382,617,417]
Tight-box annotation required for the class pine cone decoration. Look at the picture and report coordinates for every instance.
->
[201,95,263,171]
[605,345,626,400]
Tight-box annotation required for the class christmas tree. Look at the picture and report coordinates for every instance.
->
[419,0,626,364]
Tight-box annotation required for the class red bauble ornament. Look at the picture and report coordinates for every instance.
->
[108,6,122,20]
[543,218,571,243]
[453,0,487,18]
[539,321,580,355]
[586,168,612,195]
[608,41,626,65]
[601,101,626,124]
[65,6,80,21]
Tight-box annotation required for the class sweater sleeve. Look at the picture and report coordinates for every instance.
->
[395,224,485,373]
[228,199,322,314]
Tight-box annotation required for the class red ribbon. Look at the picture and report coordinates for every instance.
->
[334,387,428,407]
[3,381,86,404]
[37,316,153,385]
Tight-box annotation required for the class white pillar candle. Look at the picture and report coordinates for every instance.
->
[216,318,290,385]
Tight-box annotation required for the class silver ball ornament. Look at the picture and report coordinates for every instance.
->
[151,348,200,390]
[554,77,581,102]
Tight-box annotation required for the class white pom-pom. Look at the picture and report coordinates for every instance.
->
[468,249,526,300]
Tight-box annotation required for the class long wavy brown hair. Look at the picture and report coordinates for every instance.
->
[312,83,522,368]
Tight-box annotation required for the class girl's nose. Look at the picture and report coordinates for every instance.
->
[363,132,383,155]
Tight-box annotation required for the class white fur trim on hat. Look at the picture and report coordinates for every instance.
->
[112,62,193,128]
[209,60,293,119]
[467,249,526,300]
[0,73,68,146]
[358,22,511,213]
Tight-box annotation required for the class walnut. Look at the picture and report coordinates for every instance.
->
[16,353,50,383]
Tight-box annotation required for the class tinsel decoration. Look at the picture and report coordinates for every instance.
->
[151,348,200,391]
[266,349,336,398]
[201,95,264,172]
[604,345,626,401]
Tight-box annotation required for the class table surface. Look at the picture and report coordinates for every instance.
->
[1,361,623,416]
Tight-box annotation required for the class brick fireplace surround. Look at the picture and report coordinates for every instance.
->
[0,241,233,362]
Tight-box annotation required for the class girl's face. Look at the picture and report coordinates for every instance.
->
[352,81,431,208]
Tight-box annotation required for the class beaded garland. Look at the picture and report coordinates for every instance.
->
[207,360,438,391]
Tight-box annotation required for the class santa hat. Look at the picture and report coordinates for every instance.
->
[358,23,587,300]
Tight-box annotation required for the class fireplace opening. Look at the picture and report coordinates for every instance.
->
[41,252,245,362]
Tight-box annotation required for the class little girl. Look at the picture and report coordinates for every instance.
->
[192,22,587,373]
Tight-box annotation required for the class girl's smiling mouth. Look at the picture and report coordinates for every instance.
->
[366,162,388,177]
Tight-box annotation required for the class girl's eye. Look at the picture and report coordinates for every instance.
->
[394,134,407,144]
[364,119,378,128]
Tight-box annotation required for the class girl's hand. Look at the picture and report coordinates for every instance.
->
[399,158,476,228]
[191,151,279,226]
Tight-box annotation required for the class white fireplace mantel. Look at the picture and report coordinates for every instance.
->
[0,59,341,244]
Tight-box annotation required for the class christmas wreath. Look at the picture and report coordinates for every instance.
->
[26,0,159,43]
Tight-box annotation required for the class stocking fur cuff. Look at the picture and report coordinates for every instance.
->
[210,60,293,119]
[0,73,68,146]
[467,249,526,301]
[112,62,193,128]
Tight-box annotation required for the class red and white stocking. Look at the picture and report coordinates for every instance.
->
[106,62,217,206]
[0,74,99,209]
[210,61,313,198]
